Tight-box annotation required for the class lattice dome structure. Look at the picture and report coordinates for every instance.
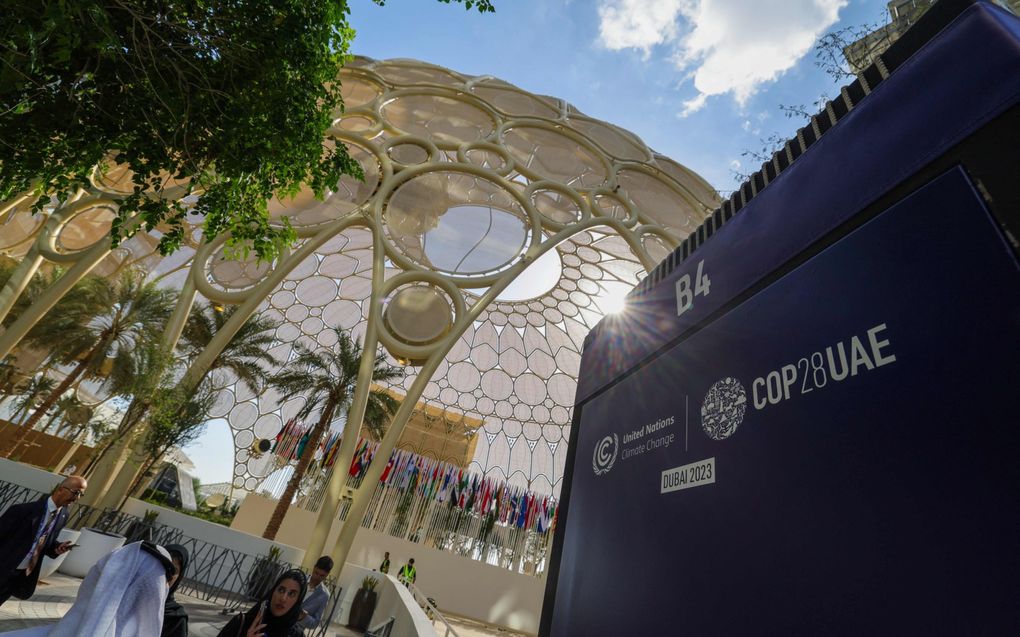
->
[0,57,719,498]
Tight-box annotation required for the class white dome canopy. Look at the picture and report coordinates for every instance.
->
[0,57,719,497]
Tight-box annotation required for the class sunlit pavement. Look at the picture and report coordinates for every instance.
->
[0,573,528,637]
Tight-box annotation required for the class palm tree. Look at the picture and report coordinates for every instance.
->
[84,302,282,505]
[179,302,281,393]
[262,329,402,540]
[53,412,115,474]
[82,340,177,472]
[41,393,85,434]
[7,374,57,425]
[0,261,69,329]
[0,356,21,404]
[0,270,177,457]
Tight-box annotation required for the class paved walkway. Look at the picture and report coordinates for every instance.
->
[0,574,529,637]
[0,573,361,636]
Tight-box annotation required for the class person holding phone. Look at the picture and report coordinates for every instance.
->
[219,569,308,637]
[0,476,86,607]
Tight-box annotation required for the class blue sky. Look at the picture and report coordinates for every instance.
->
[186,0,893,485]
[346,0,891,192]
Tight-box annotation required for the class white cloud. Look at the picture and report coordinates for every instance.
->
[598,0,686,58]
[598,0,847,114]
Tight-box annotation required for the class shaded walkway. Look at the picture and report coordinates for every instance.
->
[0,573,529,637]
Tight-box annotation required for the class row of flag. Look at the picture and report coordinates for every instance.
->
[272,418,558,534]
[375,448,559,533]
[272,419,377,471]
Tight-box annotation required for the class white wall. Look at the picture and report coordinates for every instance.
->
[332,563,437,637]
[231,493,544,634]
[347,527,545,635]
[0,456,65,494]
[121,498,304,564]
[0,465,451,637]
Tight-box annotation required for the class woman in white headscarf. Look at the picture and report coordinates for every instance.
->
[1,541,173,637]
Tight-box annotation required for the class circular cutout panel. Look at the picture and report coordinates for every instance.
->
[384,286,454,346]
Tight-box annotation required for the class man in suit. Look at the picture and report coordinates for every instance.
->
[0,475,86,607]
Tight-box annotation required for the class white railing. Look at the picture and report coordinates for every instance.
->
[406,581,459,637]
[366,616,396,637]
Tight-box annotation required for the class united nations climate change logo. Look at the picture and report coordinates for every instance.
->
[701,377,747,441]
[592,433,619,476]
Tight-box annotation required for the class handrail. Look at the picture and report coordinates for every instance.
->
[406,581,459,637]
[366,616,396,637]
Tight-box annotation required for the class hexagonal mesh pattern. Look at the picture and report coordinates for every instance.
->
[1,57,718,498]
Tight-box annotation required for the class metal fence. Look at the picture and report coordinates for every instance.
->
[0,480,181,543]
[0,478,338,623]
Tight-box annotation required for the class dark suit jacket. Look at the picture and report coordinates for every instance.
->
[0,497,69,599]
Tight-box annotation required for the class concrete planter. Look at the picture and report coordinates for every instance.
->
[348,588,378,631]
[58,528,125,577]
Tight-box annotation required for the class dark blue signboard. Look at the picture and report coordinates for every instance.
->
[548,169,1020,635]
[544,3,1020,635]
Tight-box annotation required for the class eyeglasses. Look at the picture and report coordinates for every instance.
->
[60,486,85,498]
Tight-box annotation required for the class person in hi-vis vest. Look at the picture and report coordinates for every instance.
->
[397,559,416,586]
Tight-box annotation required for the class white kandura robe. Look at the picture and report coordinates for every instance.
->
[1,542,169,637]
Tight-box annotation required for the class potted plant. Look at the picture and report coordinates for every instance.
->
[348,575,379,631]
[126,510,159,542]
[245,546,283,600]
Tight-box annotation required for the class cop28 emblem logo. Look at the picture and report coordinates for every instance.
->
[701,377,747,441]
[592,433,619,476]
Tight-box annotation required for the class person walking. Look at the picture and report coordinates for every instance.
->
[378,552,390,575]
[397,559,416,587]
[161,544,190,637]
[290,556,333,636]
[0,476,86,607]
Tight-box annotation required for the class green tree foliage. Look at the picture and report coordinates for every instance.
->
[86,340,179,469]
[126,377,215,501]
[7,374,57,425]
[83,300,280,486]
[1,0,493,262]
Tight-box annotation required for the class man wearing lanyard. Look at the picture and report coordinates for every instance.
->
[0,476,85,607]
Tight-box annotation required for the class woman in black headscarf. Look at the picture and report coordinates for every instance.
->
[218,569,308,637]
[161,544,190,637]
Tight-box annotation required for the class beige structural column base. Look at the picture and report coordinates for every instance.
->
[95,439,147,510]
[80,432,136,507]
